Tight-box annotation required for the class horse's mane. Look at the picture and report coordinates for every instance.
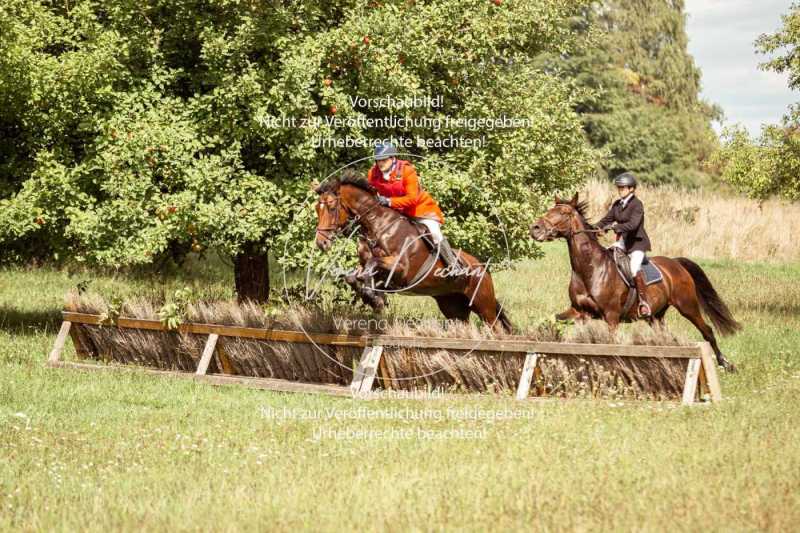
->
[314,168,376,195]
[556,198,598,236]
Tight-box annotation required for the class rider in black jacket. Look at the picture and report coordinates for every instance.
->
[597,172,653,317]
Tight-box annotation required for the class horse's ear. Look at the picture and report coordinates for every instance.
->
[554,194,563,205]
[570,192,579,206]
[310,179,320,192]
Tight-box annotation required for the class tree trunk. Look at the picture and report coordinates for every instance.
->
[233,242,270,304]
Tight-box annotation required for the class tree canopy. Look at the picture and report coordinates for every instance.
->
[1,0,602,300]
[713,2,800,201]
[540,0,719,185]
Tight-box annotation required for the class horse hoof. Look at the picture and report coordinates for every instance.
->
[720,360,738,373]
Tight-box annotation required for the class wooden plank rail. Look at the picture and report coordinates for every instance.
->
[51,312,722,404]
[60,312,702,357]
[370,335,699,358]
[48,360,352,397]
[61,312,368,347]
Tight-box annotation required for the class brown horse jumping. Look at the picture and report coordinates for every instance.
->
[314,171,513,333]
[530,193,740,371]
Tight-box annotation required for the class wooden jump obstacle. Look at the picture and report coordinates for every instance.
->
[48,312,722,405]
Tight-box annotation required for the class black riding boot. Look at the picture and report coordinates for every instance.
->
[437,238,462,269]
[634,271,652,318]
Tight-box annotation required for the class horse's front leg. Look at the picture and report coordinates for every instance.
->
[556,306,590,322]
[603,310,621,334]
[344,273,386,311]
[345,237,372,286]
[357,254,409,287]
[340,237,386,311]
[334,237,378,311]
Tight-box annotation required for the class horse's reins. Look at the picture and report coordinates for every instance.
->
[316,193,387,243]
[539,209,605,238]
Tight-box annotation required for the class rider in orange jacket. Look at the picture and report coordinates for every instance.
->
[368,142,460,268]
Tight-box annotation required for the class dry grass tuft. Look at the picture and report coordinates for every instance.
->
[62,292,690,398]
[581,179,800,262]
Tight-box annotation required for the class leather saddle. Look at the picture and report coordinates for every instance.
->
[611,247,663,287]
[405,217,466,286]
[610,247,663,318]
[408,217,438,251]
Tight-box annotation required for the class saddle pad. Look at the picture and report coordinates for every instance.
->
[614,251,663,287]
[640,261,663,285]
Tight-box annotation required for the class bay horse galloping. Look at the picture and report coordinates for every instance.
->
[530,193,741,371]
[314,171,513,333]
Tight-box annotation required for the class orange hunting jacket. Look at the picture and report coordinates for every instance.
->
[368,159,445,224]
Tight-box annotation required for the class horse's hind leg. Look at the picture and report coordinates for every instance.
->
[470,296,513,334]
[648,306,668,330]
[433,294,471,327]
[672,297,737,372]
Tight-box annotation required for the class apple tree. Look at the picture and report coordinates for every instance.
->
[0,0,600,302]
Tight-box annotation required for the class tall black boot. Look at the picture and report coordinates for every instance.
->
[437,238,462,270]
[633,271,652,318]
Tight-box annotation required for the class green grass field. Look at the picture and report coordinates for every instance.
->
[1,243,799,531]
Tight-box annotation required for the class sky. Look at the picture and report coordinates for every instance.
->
[684,0,797,136]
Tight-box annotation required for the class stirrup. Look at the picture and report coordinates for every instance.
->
[638,301,652,318]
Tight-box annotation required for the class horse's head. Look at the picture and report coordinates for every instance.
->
[530,193,585,241]
[313,180,349,251]
[313,170,377,251]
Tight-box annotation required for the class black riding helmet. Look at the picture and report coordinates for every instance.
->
[614,171,638,188]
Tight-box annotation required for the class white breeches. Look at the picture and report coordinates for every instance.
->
[418,219,443,244]
[612,240,645,275]
[629,250,645,276]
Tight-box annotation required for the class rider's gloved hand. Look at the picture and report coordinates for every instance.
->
[376,195,391,207]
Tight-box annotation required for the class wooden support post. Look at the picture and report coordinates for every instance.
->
[516,352,539,400]
[350,345,384,394]
[682,357,701,406]
[195,334,219,376]
[534,358,546,396]
[378,351,393,390]
[215,341,235,375]
[48,321,72,365]
[698,363,709,400]
[697,342,722,403]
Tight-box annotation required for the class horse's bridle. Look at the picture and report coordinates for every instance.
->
[315,194,346,243]
[539,205,603,238]
[315,191,383,244]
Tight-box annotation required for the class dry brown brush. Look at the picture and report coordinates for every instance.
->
[64,291,690,399]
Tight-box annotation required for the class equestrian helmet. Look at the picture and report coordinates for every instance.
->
[613,171,638,188]
[374,141,398,161]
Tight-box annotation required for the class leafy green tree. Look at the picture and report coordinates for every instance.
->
[540,0,719,184]
[713,122,800,202]
[756,2,800,90]
[713,3,800,201]
[0,0,599,301]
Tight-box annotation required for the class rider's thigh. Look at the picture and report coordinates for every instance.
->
[419,219,443,244]
[629,250,645,275]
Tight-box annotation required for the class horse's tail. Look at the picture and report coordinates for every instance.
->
[496,299,514,334]
[676,257,742,336]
